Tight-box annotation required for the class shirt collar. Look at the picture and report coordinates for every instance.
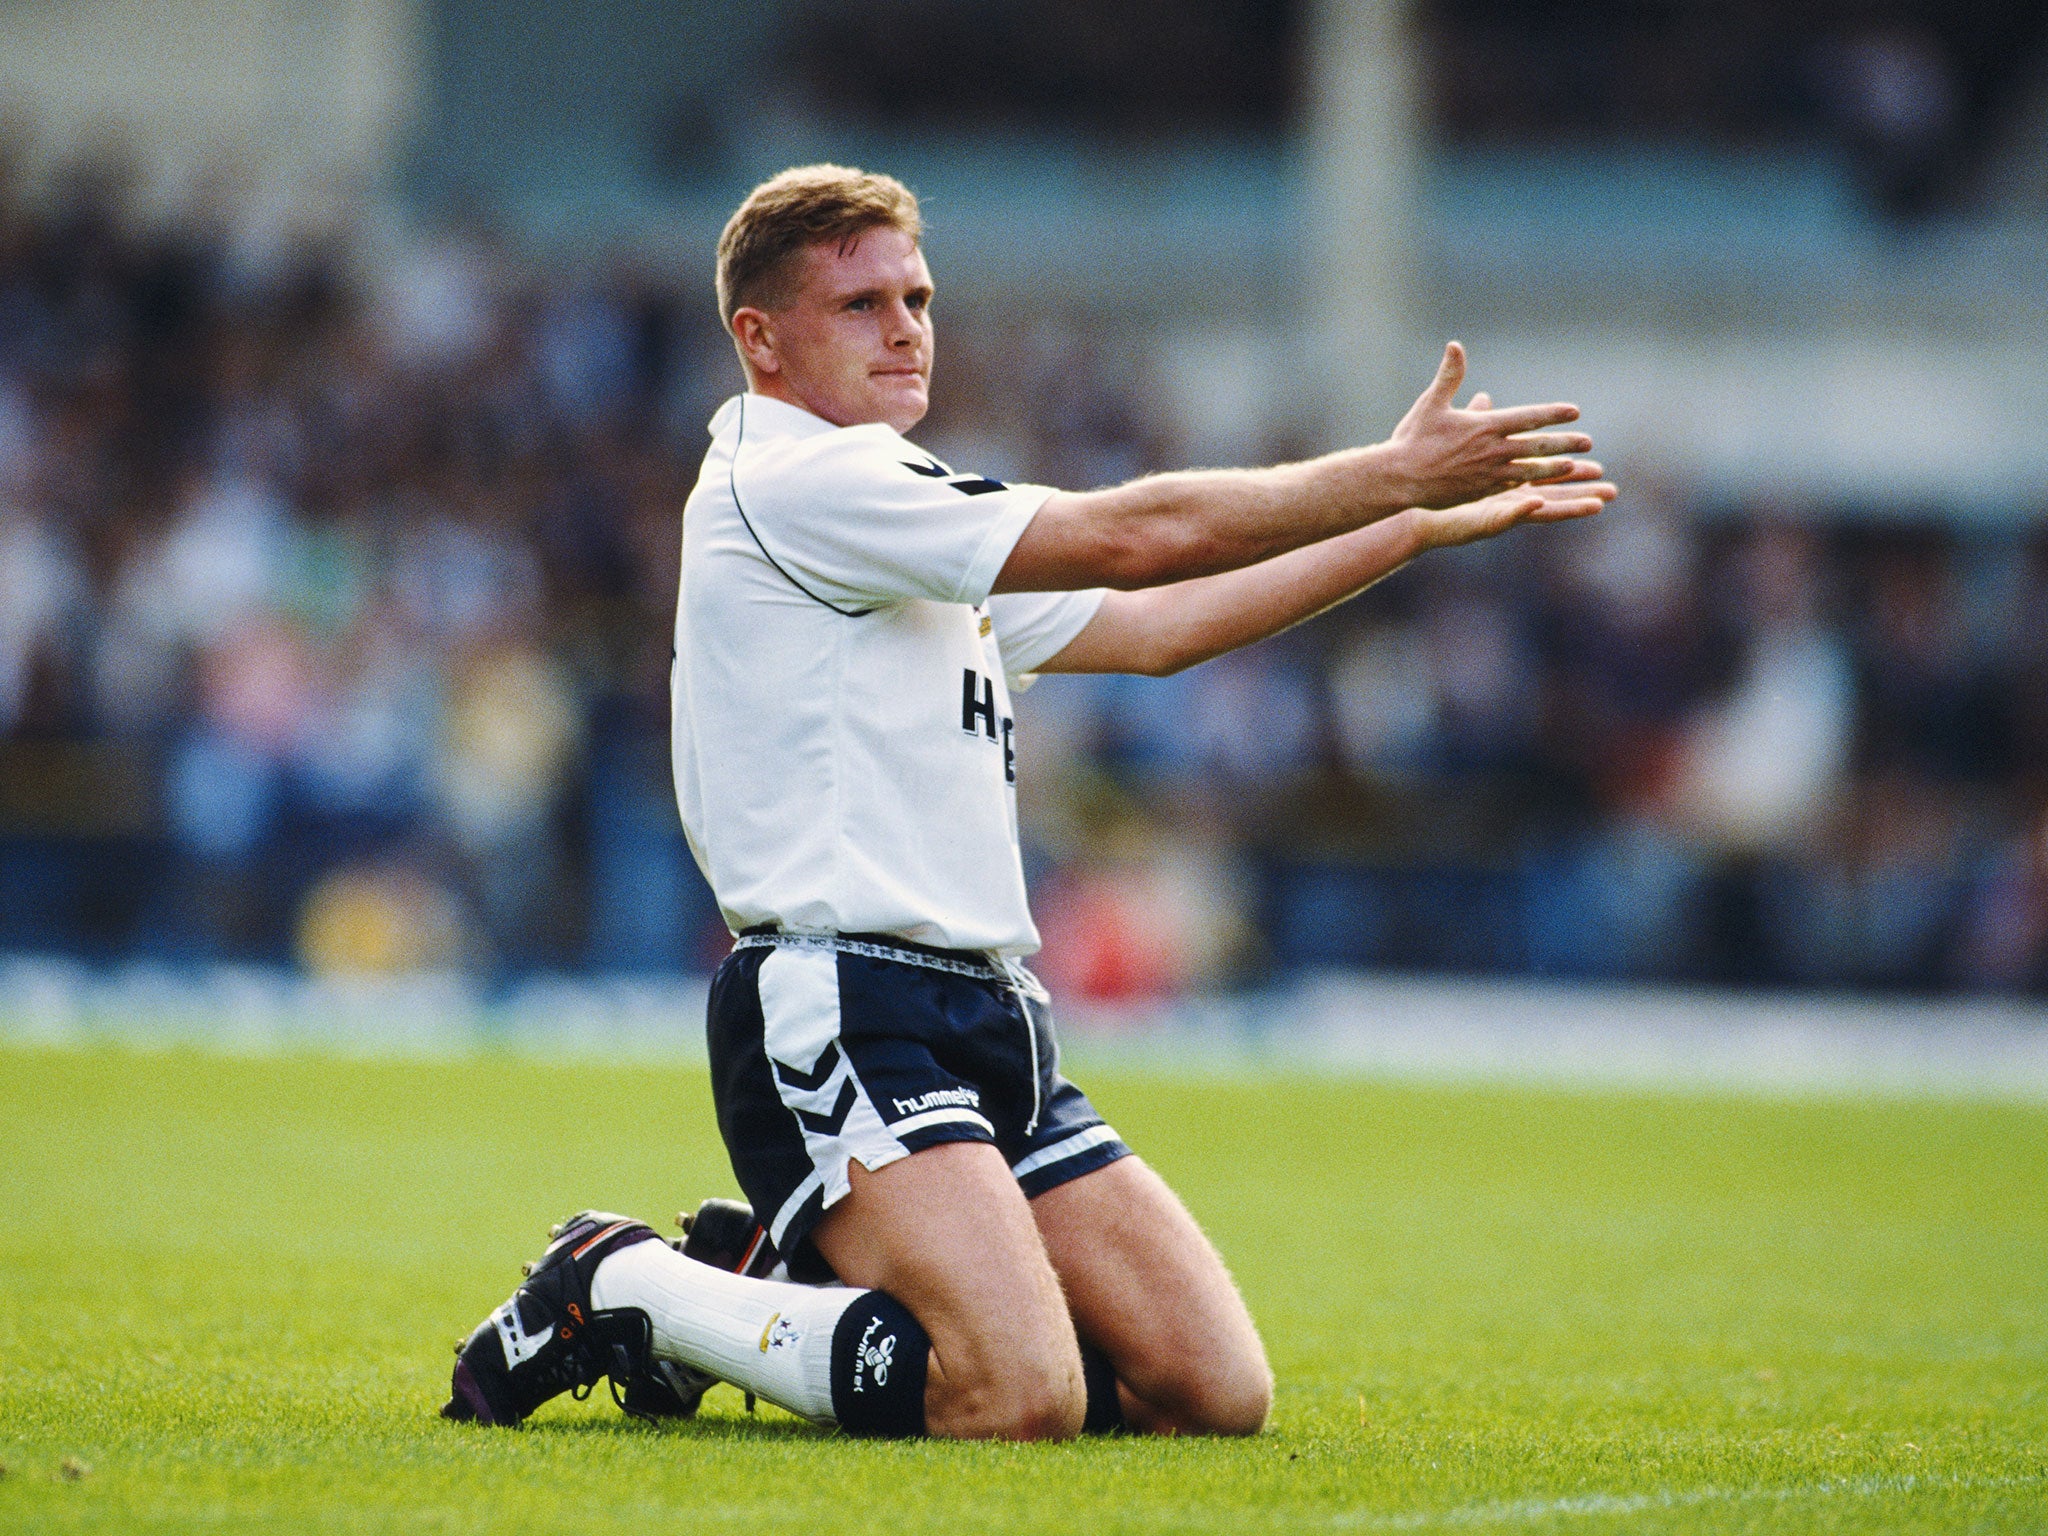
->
[708,392,846,441]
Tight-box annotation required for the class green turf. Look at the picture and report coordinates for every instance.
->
[1,1042,2044,1533]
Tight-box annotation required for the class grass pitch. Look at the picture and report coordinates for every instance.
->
[1,1041,2044,1533]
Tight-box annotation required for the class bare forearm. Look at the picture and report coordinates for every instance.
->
[994,343,1593,597]
[1001,445,1418,594]
[1037,463,1619,680]
[1044,512,1428,677]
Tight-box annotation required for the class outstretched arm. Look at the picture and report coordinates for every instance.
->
[994,343,1593,595]
[1038,426,1613,678]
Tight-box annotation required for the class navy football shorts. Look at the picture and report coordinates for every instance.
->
[705,929,1130,1281]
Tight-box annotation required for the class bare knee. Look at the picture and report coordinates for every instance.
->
[1141,1348,1273,1437]
[1032,1153,1271,1436]
[929,1352,1085,1441]
[814,1143,1087,1441]
[986,1376,1087,1442]
[1190,1359,1273,1436]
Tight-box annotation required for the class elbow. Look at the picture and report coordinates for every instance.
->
[1095,531,1169,591]
[1125,614,1200,677]
[1135,643,1197,678]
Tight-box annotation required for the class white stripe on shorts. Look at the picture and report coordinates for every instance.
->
[757,947,910,1244]
[769,1165,827,1250]
[1009,1122,1121,1180]
[888,1105,996,1140]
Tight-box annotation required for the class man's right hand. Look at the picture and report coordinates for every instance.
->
[1383,341,1594,509]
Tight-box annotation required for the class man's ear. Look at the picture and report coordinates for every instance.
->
[732,308,779,376]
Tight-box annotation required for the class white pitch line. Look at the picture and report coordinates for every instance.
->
[1339,1470,2047,1530]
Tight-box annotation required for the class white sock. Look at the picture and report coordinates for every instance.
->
[590,1239,857,1422]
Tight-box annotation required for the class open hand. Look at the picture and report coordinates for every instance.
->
[1387,343,1595,509]
[1408,391,1616,549]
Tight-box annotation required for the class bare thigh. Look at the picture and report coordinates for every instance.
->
[1031,1154,1272,1435]
[811,1140,1086,1440]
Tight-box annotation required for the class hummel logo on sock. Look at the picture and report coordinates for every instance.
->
[830,1292,929,1437]
[862,1330,896,1386]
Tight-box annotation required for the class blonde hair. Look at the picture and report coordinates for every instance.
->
[715,164,923,326]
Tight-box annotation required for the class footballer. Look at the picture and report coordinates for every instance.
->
[443,165,1615,1440]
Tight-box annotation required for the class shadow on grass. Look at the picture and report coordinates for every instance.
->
[524,1413,836,1444]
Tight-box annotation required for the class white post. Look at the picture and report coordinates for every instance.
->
[1303,0,1422,450]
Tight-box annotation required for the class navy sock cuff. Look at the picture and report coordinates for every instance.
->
[830,1291,929,1437]
[1080,1342,1126,1435]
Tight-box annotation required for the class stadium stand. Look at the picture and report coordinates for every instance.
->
[0,0,2045,999]
[1,155,2047,997]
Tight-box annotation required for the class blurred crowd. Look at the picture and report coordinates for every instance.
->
[5,165,2048,998]
[1014,500,2048,1002]
[0,159,722,974]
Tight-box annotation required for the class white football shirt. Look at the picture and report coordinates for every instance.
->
[672,393,1105,956]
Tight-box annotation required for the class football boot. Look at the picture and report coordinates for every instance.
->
[679,1197,780,1277]
[607,1198,783,1420]
[442,1211,663,1427]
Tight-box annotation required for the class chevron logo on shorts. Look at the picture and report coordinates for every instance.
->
[771,1041,842,1093]
[771,1042,857,1136]
[792,1078,857,1136]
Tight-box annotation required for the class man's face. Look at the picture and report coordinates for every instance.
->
[737,225,934,434]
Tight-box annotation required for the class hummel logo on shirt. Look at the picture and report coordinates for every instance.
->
[902,457,1009,496]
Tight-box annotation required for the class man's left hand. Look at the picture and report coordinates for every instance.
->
[1408,392,1617,551]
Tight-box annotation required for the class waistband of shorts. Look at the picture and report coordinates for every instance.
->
[733,925,1015,984]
